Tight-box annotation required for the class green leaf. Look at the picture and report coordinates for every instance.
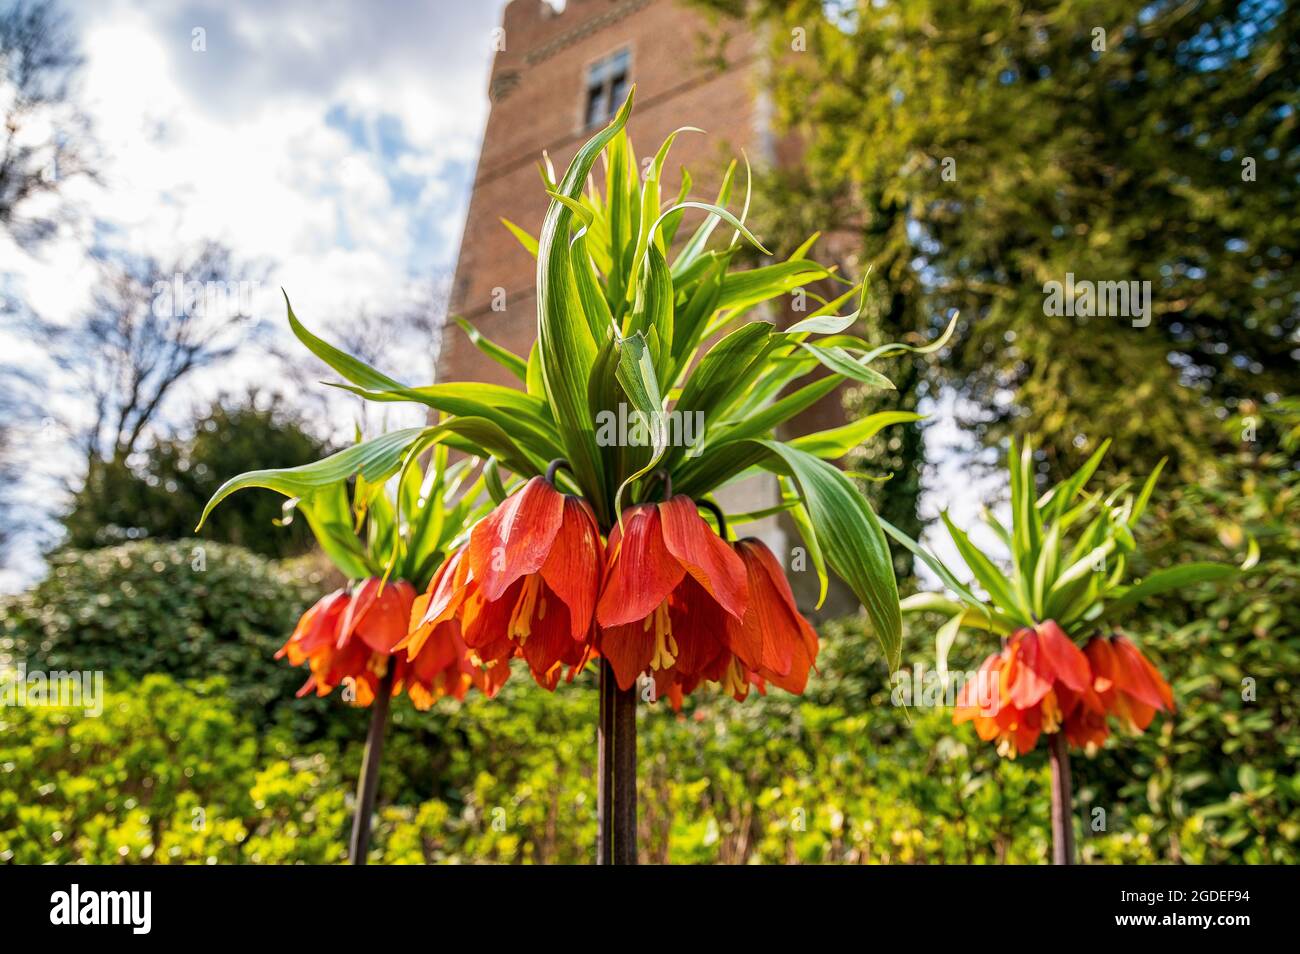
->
[786,485,828,608]
[544,189,595,228]
[1104,562,1237,614]
[714,259,828,314]
[571,228,615,345]
[613,331,667,514]
[484,457,508,505]
[671,159,735,277]
[654,200,771,259]
[536,88,635,519]
[626,243,674,377]
[1039,439,1110,516]
[876,517,986,615]
[627,126,701,295]
[284,292,403,391]
[1048,540,1115,598]
[857,310,959,364]
[197,426,432,531]
[797,342,895,390]
[1031,521,1061,618]
[294,484,372,579]
[1129,457,1167,527]
[500,217,539,257]
[940,511,1030,622]
[714,374,842,444]
[672,321,772,425]
[935,612,965,681]
[453,317,528,381]
[754,441,902,669]
[789,410,922,460]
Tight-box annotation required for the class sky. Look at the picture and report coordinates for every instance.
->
[13,0,508,324]
[0,0,511,588]
[1,0,993,600]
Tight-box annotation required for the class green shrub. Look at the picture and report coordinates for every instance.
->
[0,540,336,734]
[0,652,1175,865]
[1076,447,1300,863]
[5,495,1285,864]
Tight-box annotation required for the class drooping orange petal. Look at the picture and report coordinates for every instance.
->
[407,548,471,640]
[461,579,521,654]
[973,652,1007,717]
[475,656,513,698]
[407,614,462,680]
[760,629,815,694]
[729,538,818,677]
[467,476,565,602]
[280,589,348,661]
[1006,629,1053,709]
[666,576,731,679]
[517,582,583,689]
[972,715,1001,741]
[596,505,685,628]
[338,578,382,648]
[1112,635,1172,711]
[1112,691,1157,731]
[1137,652,1175,711]
[1084,636,1118,693]
[1064,703,1109,750]
[354,579,416,653]
[1035,619,1091,693]
[652,669,688,711]
[596,621,656,690]
[954,654,1000,720]
[539,495,603,638]
[657,496,748,621]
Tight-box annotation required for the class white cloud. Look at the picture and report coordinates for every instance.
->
[2,0,509,589]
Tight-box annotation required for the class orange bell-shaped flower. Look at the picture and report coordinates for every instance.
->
[278,578,416,706]
[954,620,1092,758]
[1084,633,1174,733]
[405,474,603,689]
[596,496,748,696]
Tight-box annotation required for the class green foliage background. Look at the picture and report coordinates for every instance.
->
[61,397,332,559]
[2,519,1294,864]
[1,540,340,735]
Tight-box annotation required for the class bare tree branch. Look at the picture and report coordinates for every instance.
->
[0,0,98,248]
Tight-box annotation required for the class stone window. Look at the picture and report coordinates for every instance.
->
[583,48,630,128]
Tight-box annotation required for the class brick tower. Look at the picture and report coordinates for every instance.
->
[440,0,766,386]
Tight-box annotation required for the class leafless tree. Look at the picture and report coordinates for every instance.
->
[0,0,96,247]
[38,241,263,482]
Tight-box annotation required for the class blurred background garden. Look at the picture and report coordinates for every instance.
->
[1,0,1297,863]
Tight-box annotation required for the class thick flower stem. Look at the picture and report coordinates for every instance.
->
[349,666,395,865]
[597,658,637,864]
[1048,730,1076,865]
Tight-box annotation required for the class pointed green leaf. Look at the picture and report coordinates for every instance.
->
[755,441,901,669]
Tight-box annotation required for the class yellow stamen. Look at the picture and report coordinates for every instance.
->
[721,657,747,698]
[1041,690,1062,733]
[647,603,676,670]
[509,575,544,643]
